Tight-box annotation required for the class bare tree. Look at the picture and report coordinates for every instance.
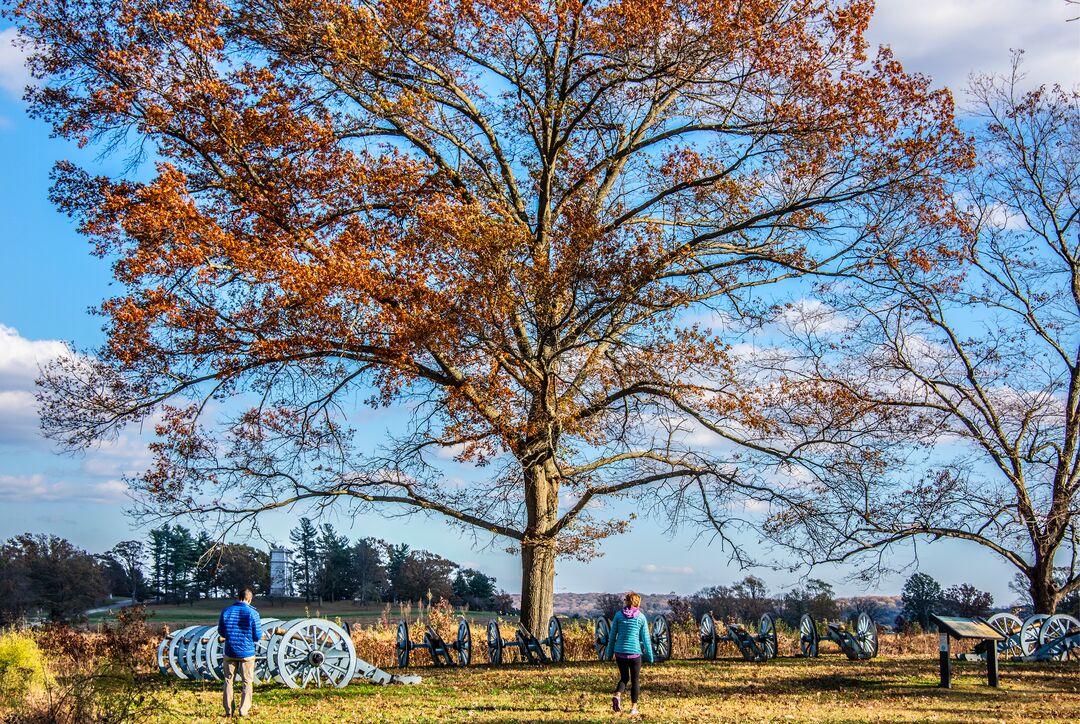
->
[766,61,1080,613]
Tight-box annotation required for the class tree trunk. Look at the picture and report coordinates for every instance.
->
[519,539,556,634]
[1029,557,1060,614]
[519,454,559,634]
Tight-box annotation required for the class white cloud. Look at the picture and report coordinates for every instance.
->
[0,325,73,448]
[0,326,153,479]
[868,0,1080,93]
[0,323,70,391]
[0,473,129,503]
[0,28,32,99]
[638,563,696,576]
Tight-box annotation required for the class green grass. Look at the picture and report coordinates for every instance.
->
[146,655,1080,723]
[89,598,498,627]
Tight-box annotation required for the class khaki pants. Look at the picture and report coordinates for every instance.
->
[222,656,255,717]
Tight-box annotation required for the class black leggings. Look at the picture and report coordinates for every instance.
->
[615,656,642,703]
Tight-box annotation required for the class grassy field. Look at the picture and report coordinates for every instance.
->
[91,598,498,629]
[149,655,1079,723]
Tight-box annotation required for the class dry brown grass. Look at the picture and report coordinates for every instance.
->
[11,617,1077,723]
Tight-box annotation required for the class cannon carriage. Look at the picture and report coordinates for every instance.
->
[155,616,419,688]
[395,617,472,667]
[699,613,778,662]
[984,612,1080,662]
[486,616,564,665]
[798,612,879,660]
[592,614,672,663]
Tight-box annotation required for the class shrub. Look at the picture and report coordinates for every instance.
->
[0,629,49,705]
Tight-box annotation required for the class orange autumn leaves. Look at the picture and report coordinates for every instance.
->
[18,1,969,564]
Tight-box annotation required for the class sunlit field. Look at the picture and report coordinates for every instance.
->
[153,655,1080,723]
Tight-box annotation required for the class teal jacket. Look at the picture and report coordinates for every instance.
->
[604,608,654,663]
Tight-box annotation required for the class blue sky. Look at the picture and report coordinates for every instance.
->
[0,1,1077,603]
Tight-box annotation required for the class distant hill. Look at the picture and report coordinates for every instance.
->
[837,595,902,624]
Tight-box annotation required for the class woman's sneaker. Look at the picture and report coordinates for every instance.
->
[629,706,640,715]
[612,695,621,712]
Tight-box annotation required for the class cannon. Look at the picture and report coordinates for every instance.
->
[395,617,472,667]
[593,614,672,662]
[798,613,878,660]
[957,612,1078,663]
[155,616,421,688]
[1019,613,1079,662]
[486,616,564,665]
[699,613,778,662]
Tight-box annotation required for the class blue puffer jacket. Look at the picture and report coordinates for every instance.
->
[218,601,262,658]
[604,607,654,663]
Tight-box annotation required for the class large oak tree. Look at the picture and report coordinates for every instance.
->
[15,0,966,631]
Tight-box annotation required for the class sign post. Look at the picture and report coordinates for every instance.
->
[938,633,951,688]
[929,615,1005,690]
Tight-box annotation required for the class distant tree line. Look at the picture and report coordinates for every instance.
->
[661,576,844,628]
[649,571,1079,632]
[287,518,512,611]
[0,523,513,623]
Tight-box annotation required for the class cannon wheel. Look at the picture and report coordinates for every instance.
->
[853,612,878,659]
[205,631,224,687]
[455,618,472,666]
[274,619,357,689]
[266,618,306,683]
[155,635,173,675]
[652,615,671,662]
[759,614,778,660]
[594,617,611,661]
[253,618,281,682]
[168,626,198,680]
[487,620,503,666]
[799,614,819,658]
[1039,614,1080,661]
[395,619,410,668]
[546,616,564,662]
[986,612,1024,658]
[187,625,215,680]
[1020,614,1049,657]
[181,626,210,679]
[699,613,718,660]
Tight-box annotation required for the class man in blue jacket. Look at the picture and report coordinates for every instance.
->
[218,586,263,717]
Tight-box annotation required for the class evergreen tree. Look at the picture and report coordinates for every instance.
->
[349,538,386,603]
[289,518,319,602]
[386,543,410,602]
[168,526,199,602]
[316,524,353,602]
[190,531,216,599]
[148,526,170,601]
[452,569,498,610]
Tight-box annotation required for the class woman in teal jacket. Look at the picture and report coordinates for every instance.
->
[604,591,654,714]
